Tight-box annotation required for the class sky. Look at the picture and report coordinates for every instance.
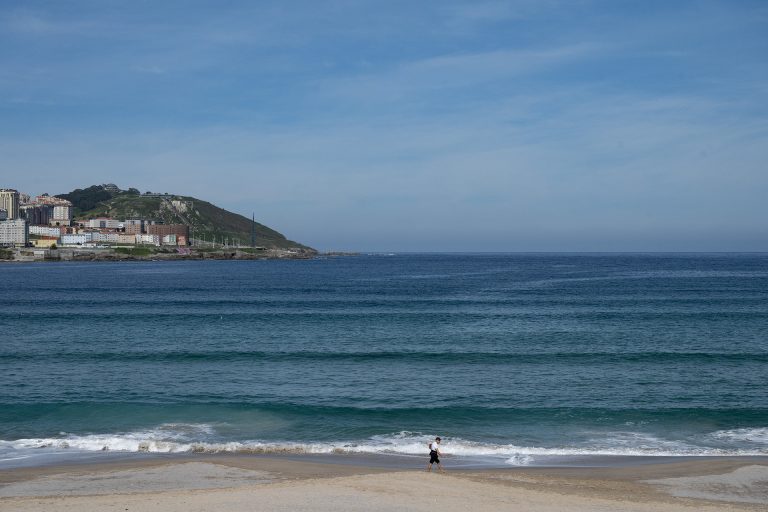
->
[1,1,767,251]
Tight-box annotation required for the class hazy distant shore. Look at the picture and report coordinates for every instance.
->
[1,455,765,511]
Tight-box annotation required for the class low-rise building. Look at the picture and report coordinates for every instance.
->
[87,218,121,229]
[0,219,28,247]
[29,225,62,237]
[61,233,91,245]
[115,233,135,244]
[34,194,66,205]
[92,232,120,243]
[148,224,189,239]
[136,234,160,246]
[33,237,59,248]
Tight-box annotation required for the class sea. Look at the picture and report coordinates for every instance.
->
[1,253,767,469]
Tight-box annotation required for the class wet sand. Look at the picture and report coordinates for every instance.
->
[0,456,765,511]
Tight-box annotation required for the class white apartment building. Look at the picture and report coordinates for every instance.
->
[29,225,62,237]
[136,234,160,246]
[0,189,20,219]
[61,233,91,245]
[0,219,28,247]
[92,232,120,243]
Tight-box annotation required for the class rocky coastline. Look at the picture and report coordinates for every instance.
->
[0,247,320,263]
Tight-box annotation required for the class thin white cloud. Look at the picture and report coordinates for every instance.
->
[324,43,604,102]
[0,10,95,36]
[3,86,765,245]
[441,0,566,26]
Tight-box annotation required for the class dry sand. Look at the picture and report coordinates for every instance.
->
[1,456,766,511]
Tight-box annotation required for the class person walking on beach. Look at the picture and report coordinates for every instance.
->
[426,437,444,473]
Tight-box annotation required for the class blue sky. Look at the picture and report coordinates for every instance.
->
[1,1,767,251]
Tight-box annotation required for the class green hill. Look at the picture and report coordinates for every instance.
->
[56,185,313,251]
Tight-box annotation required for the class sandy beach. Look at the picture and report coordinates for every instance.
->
[1,456,766,511]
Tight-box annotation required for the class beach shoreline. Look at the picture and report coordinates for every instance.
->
[1,454,766,511]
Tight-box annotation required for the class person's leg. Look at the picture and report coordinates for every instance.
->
[426,462,432,472]
[437,461,444,473]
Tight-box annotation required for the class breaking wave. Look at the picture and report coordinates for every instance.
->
[3,425,767,467]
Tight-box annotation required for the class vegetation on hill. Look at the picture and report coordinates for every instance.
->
[57,184,139,214]
[55,185,313,251]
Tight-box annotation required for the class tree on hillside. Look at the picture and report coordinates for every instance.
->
[56,185,115,212]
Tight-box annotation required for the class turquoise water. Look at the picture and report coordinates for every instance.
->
[1,254,767,467]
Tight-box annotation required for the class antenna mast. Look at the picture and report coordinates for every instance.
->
[251,212,256,248]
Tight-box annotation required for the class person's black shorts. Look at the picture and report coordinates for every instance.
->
[429,450,440,464]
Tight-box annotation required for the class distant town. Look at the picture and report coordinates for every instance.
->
[0,183,317,262]
[0,185,191,250]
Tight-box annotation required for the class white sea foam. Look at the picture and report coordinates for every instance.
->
[581,431,706,455]
[711,428,768,444]
[2,426,767,465]
[505,454,533,466]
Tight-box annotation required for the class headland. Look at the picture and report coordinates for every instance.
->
[0,184,318,259]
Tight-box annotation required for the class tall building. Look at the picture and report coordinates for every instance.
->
[31,195,73,226]
[0,219,28,247]
[20,204,52,225]
[0,209,7,221]
[0,189,20,219]
[51,204,73,226]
